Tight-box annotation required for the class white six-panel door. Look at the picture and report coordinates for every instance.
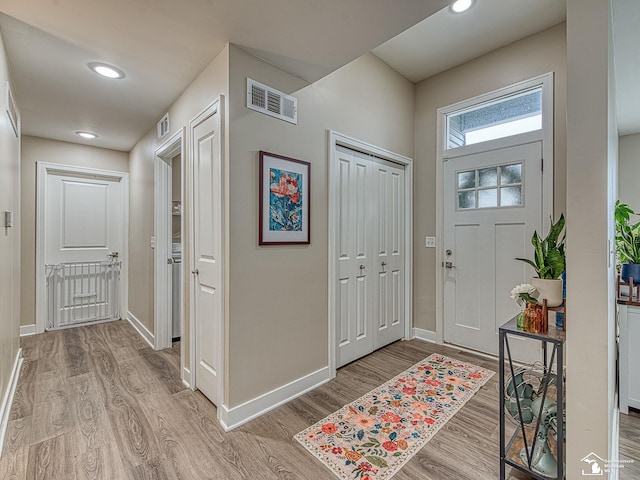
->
[191,100,223,406]
[443,141,542,361]
[336,146,405,367]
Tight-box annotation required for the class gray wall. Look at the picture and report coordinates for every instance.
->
[226,47,415,407]
[618,133,640,210]
[128,44,230,369]
[0,28,21,423]
[413,23,567,333]
[565,0,618,471]
[20,136,129,327]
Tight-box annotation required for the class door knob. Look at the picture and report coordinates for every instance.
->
[359,264,365,270]
[192,268,199,275]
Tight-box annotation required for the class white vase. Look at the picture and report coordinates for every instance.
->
[531,277,563,307]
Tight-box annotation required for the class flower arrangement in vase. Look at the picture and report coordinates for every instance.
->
[510,283,545,333]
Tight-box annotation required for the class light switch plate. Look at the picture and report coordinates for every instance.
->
[425,236,436,248]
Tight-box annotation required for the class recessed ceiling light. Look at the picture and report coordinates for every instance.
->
[88,62,125,79]
[76,131,99,139]
[450,0,474,13]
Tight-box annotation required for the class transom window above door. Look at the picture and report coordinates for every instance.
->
[446,87,542,150]
[457,162,523,210]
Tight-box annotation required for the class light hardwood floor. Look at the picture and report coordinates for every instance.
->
[0,320,637,479]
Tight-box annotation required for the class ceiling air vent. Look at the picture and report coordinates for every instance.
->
[157,113,169,139]
[247,78,297,125]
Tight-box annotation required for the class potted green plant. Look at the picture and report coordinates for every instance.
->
[615,200,640,283]
[515,214,566,307]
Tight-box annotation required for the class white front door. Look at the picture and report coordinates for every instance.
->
[191,101,223,406]
[43,168,125,328]
[336,146,406,367]
[443,142,542,360]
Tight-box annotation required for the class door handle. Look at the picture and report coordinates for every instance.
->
[444,261,456,269]
[192,268,199,275]
[359,264,365,270]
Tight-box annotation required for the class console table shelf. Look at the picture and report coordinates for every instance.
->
[499,317,565,480]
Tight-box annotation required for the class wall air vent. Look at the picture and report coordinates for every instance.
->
[157,113,169,139]
[247,78,297,125]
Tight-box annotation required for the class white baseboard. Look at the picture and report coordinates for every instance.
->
[19,324,36,337]
[219,366,330,431]
[413,327,437,344]
[0,348,23,455]
[126,311,154,348]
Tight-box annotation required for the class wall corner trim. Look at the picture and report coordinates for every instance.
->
[19,324,36,337]
[219,366,330,431]
[413,328,437,344]
[126,311,155,348]
[182,367,191,389]
[0,348,23,455]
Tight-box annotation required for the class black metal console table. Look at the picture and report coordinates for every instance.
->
[499,316,565,479]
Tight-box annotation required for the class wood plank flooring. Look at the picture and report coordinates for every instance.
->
[0,319,637,479]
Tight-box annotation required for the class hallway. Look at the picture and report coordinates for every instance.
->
[0,320,638,479]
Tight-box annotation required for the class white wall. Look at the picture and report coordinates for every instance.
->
[0,27,21,437]
[618,133,640,210]
[226,47,415,407]
[20,136,129,328]
[128,44,229,369]
[565,0,618,475]
[413,23,567,333]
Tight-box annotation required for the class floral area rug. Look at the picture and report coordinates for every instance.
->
[294,354,494,480]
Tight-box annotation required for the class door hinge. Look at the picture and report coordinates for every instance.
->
[541,158,544,173]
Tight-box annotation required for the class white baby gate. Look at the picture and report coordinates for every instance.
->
[44,260,121,330]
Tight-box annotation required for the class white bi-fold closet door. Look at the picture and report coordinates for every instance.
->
[336,145,406,368]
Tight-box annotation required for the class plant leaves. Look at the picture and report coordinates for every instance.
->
[357,430,365,441]
[389,432,397,441]
[365,456,389,468]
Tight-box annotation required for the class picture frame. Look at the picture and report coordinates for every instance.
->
[259,151,310,245]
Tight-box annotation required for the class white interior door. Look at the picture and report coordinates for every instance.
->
[336,147,374,367]
[46,172,123,264]
[191,101,223,406]
[443,142,542,361]
[336,146,406,367]
[373,159,406,349]
[43,168,125,329]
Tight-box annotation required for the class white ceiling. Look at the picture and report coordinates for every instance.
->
[372,0,567,84]
[1,0,639,151]
[0,0,448,151]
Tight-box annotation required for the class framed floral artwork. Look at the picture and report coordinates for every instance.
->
[259,151,310,245]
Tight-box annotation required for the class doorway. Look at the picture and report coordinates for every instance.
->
[155,129,184,354]
[436,74,554,361]
[36,162,129,333]
[328,131,414,375]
